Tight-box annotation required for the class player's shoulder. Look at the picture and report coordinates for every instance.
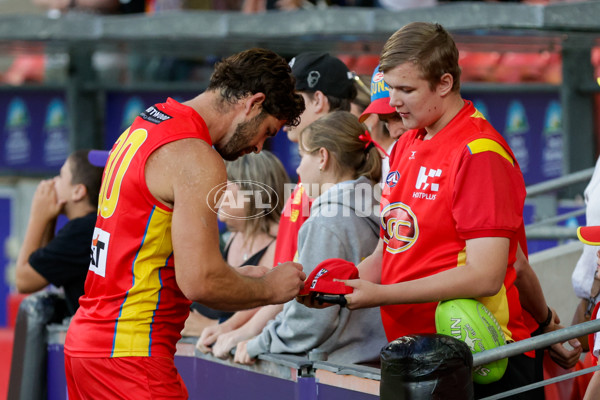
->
[157,137,223,169]
[148,138,226,194]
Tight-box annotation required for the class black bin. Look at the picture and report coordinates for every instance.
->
[380,333,474,400]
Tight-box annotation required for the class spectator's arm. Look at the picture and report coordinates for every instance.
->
[15,180,61,293]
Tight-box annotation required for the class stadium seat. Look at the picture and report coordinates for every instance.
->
[336,54,356,72]
[0,328,14,400]
[353,55,380,76]
[458,51,502,82]
[495,52,551,83]
[1,54,45,85]
[543,52,562,84]
[591,47,600,80]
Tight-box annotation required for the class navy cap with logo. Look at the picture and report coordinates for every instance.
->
[289,52,356,100]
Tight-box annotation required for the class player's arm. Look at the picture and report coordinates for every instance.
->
[147,139,304,310]
[344,236,509,309]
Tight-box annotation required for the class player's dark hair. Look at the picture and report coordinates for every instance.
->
[208,48,305,127]
[380,22,461,92]
[69,149,104,209]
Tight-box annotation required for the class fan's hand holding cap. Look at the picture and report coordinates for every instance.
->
[289,52,356,100]
[577,226,600,245]
[88,150,110,167]
[299,258,359,296]
[359,64,396,123]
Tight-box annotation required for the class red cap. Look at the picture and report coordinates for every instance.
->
[299,258,359,296]
[577,226,600,245]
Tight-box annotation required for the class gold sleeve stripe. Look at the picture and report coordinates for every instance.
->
[467,138,514,166]
[471,109,487,120]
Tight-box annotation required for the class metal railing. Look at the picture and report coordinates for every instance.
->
[526,168,595,198]
[524,167,594,241]
[474,319,600,399]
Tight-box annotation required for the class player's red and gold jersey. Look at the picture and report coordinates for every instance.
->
[272,182,312,266]
[65,98,211,359]
[380,101,531,347]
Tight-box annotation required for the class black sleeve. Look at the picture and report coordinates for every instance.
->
[29,213,96,287]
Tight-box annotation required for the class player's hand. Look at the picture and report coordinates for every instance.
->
[31,179,63,222]
[233,339,256,365]
[263,262,306,305]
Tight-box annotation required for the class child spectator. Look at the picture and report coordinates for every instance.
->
[15,149,104,316]
[234,110,388,365]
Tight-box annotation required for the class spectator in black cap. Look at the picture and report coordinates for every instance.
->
[15,149,105,316]
[284,52,357,143]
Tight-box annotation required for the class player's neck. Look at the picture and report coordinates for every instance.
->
[183,91,238,144]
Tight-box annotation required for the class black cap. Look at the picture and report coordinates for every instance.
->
[289,52,355,100]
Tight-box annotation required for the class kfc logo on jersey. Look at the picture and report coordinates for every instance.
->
[381,202,418,253]
[413,166,442,200]
[386,171,400,188]
[90,227,109,277]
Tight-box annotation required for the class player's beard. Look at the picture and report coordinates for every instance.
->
[218,112,266,161]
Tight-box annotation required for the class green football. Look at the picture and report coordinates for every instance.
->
[435,298,508,384]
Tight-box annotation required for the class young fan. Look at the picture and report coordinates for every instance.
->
[234,110,388,365]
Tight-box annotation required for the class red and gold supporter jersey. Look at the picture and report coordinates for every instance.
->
[272,182,312,266]
[380,101,531,347]
[65,98,211,358]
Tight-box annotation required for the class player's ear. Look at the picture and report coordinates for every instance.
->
[244,92,266,116]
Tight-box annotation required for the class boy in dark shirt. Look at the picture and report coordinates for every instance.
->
[15,149,105,316]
